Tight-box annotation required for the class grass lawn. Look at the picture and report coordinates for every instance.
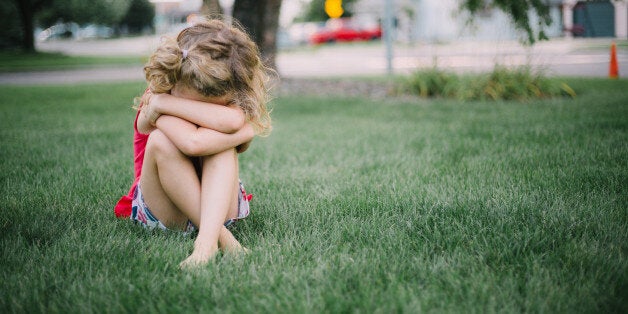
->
[0,52,145,72]
[0,78,626,313]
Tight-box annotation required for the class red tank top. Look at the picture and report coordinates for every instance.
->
[114,111,149,218]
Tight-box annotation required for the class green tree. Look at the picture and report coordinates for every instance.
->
[119,0,156,34]
[12,0,54,51]
[201,0,223,15]
[0,1,24,50]
[461,0,552,44]
[232,0,283,70]
[8,0,132,52]
[296,0,358,22]
[37,0,130,28]
[202,0,283,69]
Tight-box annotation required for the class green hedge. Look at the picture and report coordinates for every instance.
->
[401,65,577,101]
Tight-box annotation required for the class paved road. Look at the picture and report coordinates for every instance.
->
[0,66,145,85]
[277,39,627,78]
[0,36,625,85]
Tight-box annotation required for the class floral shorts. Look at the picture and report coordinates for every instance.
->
[131,181,252,232]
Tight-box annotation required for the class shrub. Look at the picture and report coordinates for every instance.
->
[404,67,458,98]
[402,65,576,101]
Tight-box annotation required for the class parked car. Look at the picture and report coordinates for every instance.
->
[37,23,113,41]
[310,18,382,44]
[287,22,326,46]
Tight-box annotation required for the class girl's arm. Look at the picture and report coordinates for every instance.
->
[148,93,245,134]
[137,105,157,135]
[155,115,254,157]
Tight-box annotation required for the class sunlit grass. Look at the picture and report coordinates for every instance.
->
[0,78,626,312]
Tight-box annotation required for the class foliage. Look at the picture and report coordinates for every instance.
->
[8,0,55,51]
[2,0,155,51]
[295,0,358,22]
[119,0,156,34]
[401,66,576,101]
[37,0,131,27]
[0,79,626,312]
[404,67,459,98]
[461,0,552,44]
[201,0,223,15]
[0,1,22,50]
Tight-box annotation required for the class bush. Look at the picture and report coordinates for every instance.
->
[401,65,576,101]
[404,67,458,98]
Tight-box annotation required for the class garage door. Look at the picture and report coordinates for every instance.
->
[573,0,615,37]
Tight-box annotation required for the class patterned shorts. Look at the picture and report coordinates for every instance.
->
[131,181,252,232]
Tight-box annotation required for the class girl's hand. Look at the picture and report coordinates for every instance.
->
[137,91,159,134]
[143,97,162,127]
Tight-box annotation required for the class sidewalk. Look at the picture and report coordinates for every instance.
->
[0,66,145,85]
[277,38,627,78]
[0,37,625,85]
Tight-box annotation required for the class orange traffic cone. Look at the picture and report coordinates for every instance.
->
[609,41,619,79]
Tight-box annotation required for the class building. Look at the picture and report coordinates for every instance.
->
[349,0,628,42]
[563,0,628,38]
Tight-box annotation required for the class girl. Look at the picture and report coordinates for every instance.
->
[114,18,272,268]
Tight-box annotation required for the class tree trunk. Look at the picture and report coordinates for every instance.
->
[233,0,282,71]
[233,0,264,45]
[15,0,36,52]
[201,0,223,16]
[261,0,281,71]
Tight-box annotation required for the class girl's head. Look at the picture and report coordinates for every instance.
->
[144,18,272,135]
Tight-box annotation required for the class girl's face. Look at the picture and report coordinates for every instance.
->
[171,83,231,106]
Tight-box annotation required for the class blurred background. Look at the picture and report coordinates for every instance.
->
[1,0,627,79]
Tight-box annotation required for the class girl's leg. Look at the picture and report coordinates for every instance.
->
[180,148,243,267]
[139,130,201,229]
[141,130,244,266]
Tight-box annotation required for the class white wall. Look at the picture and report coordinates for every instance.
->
[353,0,564,43]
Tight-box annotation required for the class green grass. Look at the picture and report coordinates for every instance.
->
[0,52,146,72]
[579,39,628,50]
[1,78,627,313]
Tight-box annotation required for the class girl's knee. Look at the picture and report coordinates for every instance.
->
[210,147,237,159]
[202,148,237,166]
[146,130,179,157]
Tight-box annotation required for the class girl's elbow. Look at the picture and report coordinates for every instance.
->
[180,137,205,156]
[220,106,245,133]
[225,112,246,133]
[181,136,226,156]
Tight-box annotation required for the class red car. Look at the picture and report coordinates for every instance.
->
[310,18,382,44]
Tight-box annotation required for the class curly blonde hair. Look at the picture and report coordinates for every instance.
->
[142,18,272,135]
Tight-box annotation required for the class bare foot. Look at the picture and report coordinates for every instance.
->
[218,226,249,255]
[223,243,250,256]
[178,246,218,270]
